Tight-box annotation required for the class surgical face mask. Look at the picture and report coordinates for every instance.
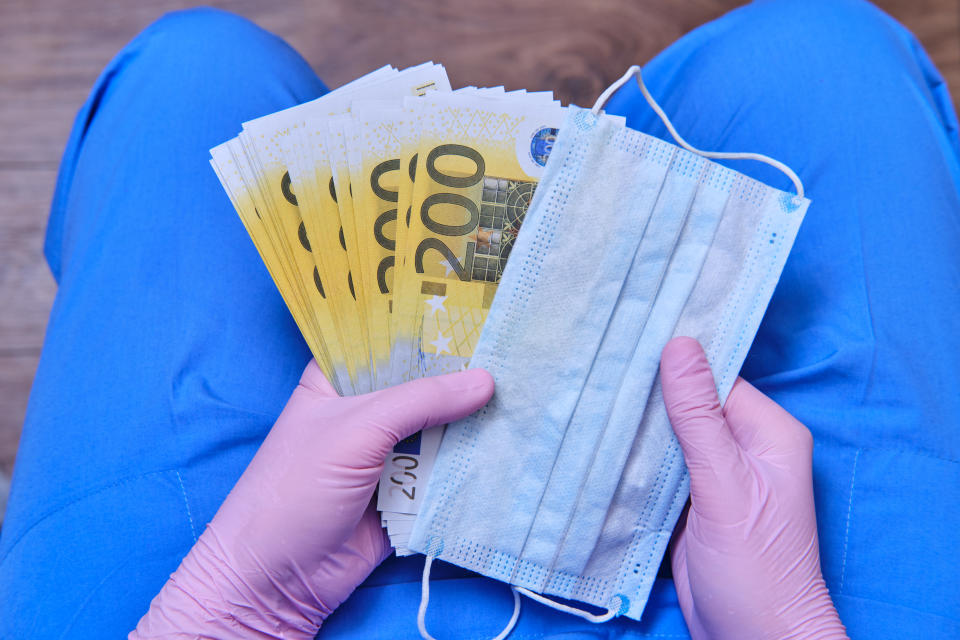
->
[408,66,809,638]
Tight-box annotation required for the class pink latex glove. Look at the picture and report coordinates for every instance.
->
[131,361,494,639]
[659,337,847,640]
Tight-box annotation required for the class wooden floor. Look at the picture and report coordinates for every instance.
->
[1,0,958,508]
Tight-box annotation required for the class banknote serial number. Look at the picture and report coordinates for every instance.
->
[388,454,419,501]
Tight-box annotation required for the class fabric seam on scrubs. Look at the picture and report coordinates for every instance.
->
[0,468,186,566]
[174,469,199,543]
[838,447,861,593]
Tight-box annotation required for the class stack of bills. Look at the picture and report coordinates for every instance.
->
[210,63,565,553]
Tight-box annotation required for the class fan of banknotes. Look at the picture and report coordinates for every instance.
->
[210,62,565,553]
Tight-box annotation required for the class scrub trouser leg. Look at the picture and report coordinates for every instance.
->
[605,0,960,636]
[0,9,327,637]
[2,1,958,638]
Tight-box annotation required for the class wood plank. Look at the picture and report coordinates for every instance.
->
[0,170,57,352]
[0,0,310,166]
[299,0,742,109]
[0,168,57,483]
[0,354,39,480]
[0,466,9,525]
[1,0,956,168]
[875,0,960,105]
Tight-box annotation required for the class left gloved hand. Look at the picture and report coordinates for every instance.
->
[130,361,494,639]
[659,337,846,640]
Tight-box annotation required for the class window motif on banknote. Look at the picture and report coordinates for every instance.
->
[472,177,535,282]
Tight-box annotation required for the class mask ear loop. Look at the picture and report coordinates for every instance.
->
[418,554,522,640]
[591,65,805,199]
[513,585,621,623]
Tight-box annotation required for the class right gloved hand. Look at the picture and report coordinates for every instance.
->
[131,361,494,639]
[659,337,848,640]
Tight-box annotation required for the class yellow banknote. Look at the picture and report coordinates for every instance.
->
[264,63,452,393]
[234,63,449,394]
[209,141,340,384]
[390,94,566,385]
[347,101,411,388]
[380,93,565,519]
[324,115,377,389]
[237,124,354,391]
[387,99,424,354]
[285,118,372,393]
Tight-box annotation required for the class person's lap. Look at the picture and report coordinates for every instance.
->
[2,0,958,637]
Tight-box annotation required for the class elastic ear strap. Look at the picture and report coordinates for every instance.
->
[512,586,620,623]
[591,65,805,199]
[418,554,521,640]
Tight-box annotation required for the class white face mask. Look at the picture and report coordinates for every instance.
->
[409,66,809,639]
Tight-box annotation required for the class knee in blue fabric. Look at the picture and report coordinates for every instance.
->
[599,2,960,637]
[606,0,959,182]
[101,6,326,129]
[692,0,923,68]
[144,7,313,73]
[665,0,932,86]
[45,6,327,281]
[3,8,328,639]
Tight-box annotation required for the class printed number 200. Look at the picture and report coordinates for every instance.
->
[414,144,485,281]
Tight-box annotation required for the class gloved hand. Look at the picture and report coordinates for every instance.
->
[659,337,848,640]
[131,361,494,639]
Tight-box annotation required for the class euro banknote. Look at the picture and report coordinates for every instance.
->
[210,63,564,553]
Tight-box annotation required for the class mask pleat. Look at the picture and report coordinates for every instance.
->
[548,158,731,595]
[410,113,667,576]
[582,173,806,611]
[513,139,707,597]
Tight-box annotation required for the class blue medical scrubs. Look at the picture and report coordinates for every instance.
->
[2,0,958,637]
